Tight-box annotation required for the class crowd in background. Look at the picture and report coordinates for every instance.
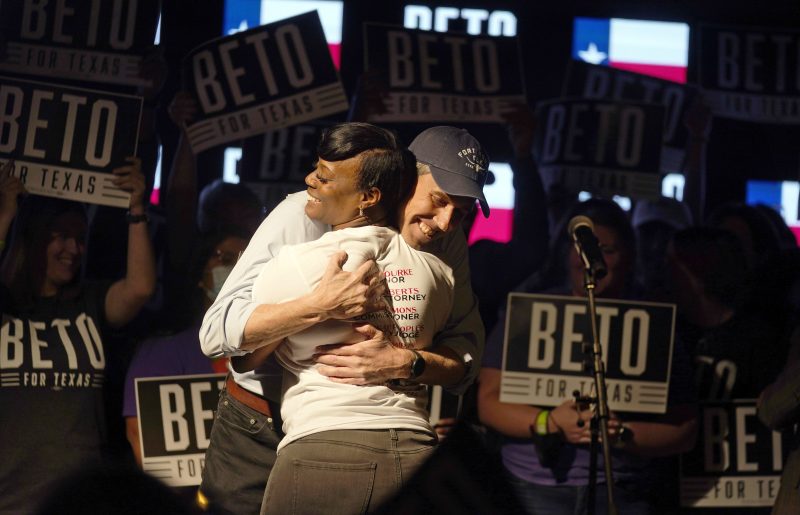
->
[1,44,800,515]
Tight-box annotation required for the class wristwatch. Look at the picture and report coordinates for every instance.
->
[408,350,426,380]
[126,211,149,224]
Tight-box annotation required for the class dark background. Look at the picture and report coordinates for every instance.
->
[151,0,800,217]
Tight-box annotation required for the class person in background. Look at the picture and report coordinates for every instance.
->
[469,102,550,335]
[123,229,250,466]
[758,337,800,515]
[160,91,264,333]
[706,202,798,360]
[631,197,693,302]
[0,158,156,513]
[667,227,783,401]
[668,226,782,515]
[478,198,697,515]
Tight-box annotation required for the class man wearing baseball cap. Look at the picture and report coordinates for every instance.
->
[200,123,489,513]
[399,126,491,250]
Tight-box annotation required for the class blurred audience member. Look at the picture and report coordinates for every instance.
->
[123,229,249,466]
[667,227,782,399]
[758,337,800,515]
[34,462,197,515]
[469,103,549,334]
[479,198,696,515]
[160,92,263,330]
[0,159,156,513]
[632,197,693,301]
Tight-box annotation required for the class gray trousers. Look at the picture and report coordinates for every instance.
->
[200,389,283,515]
[261,428,437,515]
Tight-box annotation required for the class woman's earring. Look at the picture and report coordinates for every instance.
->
[359,206,364,217]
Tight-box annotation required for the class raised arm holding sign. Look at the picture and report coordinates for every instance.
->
[0,157,155,513]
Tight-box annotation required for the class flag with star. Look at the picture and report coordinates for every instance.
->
[572,17,689,84]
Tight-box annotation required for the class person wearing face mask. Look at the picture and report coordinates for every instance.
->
[0,158,156,514]
[198,123,489,514]
[122,229,251,467]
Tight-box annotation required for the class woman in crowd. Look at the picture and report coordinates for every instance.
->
[478,198,697,515]
[0,158,156,513]
[123,228,250,465]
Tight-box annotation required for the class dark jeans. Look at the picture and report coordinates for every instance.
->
[200,389,283,515]
[507,474,653,515]
[261,428,437,515]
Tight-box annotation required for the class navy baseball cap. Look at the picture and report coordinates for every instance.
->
[409,126,491,217]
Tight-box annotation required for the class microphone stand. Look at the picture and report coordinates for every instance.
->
[580,267,618,515]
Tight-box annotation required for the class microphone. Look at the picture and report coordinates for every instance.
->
[567,216,608,280]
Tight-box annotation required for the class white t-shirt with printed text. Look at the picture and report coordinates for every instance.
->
[252,225,454,451]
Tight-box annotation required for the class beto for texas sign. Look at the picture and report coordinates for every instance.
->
[572,17,690,85]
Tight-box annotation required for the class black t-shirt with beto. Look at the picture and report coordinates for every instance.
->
[0,282,111,514]
[679,312,784,401]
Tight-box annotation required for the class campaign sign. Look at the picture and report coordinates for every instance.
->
[680,400,786,508]
[563,60,699,172]
[239,122,326,214]
[135,373,226,487]
[0,0,160,86]
[0,75,141,207]
[184,11,348,153]
[363,23,526,123]
[699,24,800,124]
[499,293,676,414]
[534,99,665,199]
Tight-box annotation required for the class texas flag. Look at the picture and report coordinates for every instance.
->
[572,17,690,84]
[746,180,800,245]
[223,0,343,68]
[468,163,515,245]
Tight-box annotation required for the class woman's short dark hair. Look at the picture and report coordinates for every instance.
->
[317,122,416,225]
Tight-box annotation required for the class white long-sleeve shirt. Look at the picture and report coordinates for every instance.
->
[199,191,484,399]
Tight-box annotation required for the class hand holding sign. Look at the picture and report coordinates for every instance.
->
[348,71,390,122]
[136,47,169,102]
[111,157,145,211]
[683,96,713,142]
[168,91,200,134]
[0,160,25,225]
[501,101,536,159]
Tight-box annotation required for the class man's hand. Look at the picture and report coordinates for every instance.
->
[310,251,386,320]
[314,324,411,385]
